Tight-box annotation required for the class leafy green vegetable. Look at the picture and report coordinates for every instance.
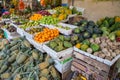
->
[82,40,90,46]
[71,35,79,41]
[64,36,71,41]
[93,26,102,34]
[49,41,57,49]
[108,32,116,41]
[58,35,65,41]
[73,28,80,34]
[54,45,64,52]
[63,41,73,48]
[102,20,109,27]
[80,44,89,51]
[90,44,100,52]
[83,32,91,39]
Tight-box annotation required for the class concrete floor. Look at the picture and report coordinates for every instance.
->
[62,0,120,22]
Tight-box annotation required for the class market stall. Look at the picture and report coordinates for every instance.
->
[0,0,120,80]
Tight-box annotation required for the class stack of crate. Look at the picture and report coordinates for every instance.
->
[71,51,118,80]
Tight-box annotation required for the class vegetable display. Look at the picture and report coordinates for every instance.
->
[97,16,120,41]
[47,35,75,52]
[34,28,59,43]
[0,6,120,80]
[0,37,61,80]
[76,36,120,61]
[72,20,102,42]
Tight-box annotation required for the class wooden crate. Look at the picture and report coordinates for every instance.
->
[72,51,118,80]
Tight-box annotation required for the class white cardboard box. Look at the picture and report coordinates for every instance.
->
[54,57,73,73]
[43,44,73,61]
[74,46,120,66]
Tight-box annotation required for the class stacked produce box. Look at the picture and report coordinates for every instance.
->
[71,16,120,80]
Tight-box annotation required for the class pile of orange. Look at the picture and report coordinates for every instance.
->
[34,28,59,43]
[29,14,42,21]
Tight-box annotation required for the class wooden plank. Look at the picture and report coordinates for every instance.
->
[72,61,87,72]
[73,51,110,72]
[73,58,108,78]
[71,65,107,80]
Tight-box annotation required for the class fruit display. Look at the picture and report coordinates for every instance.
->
[39,16,59,25]
[46,35,75,52]
[19,21,40,30]
[72,20,102,42]
[0,37,61,80]
[0,29,4,39]
[76,36,120,61]
[25,27,43,34]
[52,7,72,21]
[34,28,59,43]
[6,25,17,32]
[37,10,51,16]
[29,14,43,21]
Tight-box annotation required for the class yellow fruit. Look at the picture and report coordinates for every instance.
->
[58,14,67,21]
[29,14,42,21]
[75,43,81,49]
[52,14,58,18]
[115,16,120,22]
